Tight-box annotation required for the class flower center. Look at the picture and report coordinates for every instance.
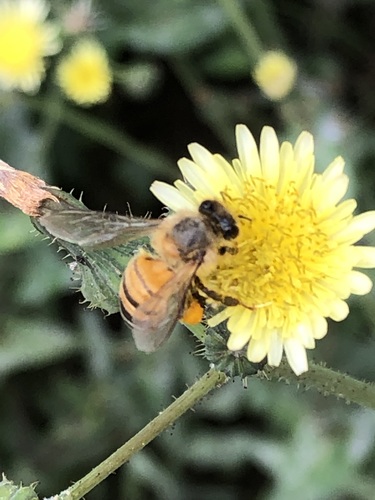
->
[0,15,43,74]
[200,178,344,328]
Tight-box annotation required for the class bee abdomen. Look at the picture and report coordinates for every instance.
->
[119,250,175,325]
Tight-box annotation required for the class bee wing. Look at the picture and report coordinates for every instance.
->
[39,208,161,249]
[130,262,199,352]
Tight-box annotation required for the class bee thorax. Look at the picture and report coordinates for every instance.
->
[172,217,211,259]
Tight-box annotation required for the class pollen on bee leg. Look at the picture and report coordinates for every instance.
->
[182,300,204,324]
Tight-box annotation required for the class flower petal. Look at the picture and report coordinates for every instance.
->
[235,124,261,177]
[310,314,328,340]
[296,322,315,349]
[329,299,350,321]
[348,271,373,295]
[260,126,280,183]
[284,338,308,375]
[267,330,283,367]
[333,211,375,244]
[150,181,195,211]
[353,246,375,268]
[247,335,270,363]
[294,131,314,167]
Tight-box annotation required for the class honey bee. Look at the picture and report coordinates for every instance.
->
[39,199,240,352]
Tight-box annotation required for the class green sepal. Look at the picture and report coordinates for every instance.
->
[31,189,148,314]
[203,321,262,378]
[0,475,39,500]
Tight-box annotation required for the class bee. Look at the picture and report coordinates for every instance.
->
[39,199,240,352]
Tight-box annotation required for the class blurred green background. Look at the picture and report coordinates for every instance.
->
[1,0,375,498]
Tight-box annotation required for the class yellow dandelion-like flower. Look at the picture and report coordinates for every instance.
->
[0,0,61,93]
[151,125,375,375]
[253,50,297,101]
[56,38,112,106]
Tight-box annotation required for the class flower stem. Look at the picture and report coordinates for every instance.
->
[63,369,226,500]
[217,0,263,65]
[171,57,235,151]
[24,96,176,179]
[260,360,375,409]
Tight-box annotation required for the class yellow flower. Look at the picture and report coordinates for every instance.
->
[56,38,112,106]
[253,50,297,101]
[0,0,61,93]
[151,125,375,375]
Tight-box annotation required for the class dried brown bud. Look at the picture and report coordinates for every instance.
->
[0,160,59,216]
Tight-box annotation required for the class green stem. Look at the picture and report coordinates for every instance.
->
[185,322,206,343]
[62,369,226,500]
[217,0,263,65]
[24,96,176,179]
[259,360,375,409]
[251,0,287,49]
[39,90,64,159]
[171,58,234,150]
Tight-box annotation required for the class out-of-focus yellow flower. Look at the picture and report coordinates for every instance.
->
[0,0,61,93]
[151,125,375,375]
[253,50,297,101]
[56,38,112,106]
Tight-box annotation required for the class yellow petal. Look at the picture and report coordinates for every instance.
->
[348,271,373,295]
[260,126,280,183]
[267,330,283,367]
[353,246,375,268]
[150,181,195,211]
[247,335,270,363]
[235,124,261,177]
[284,338,308,375]
[329,299,350,321]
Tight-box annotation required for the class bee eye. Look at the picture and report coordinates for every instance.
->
[199,200,214,215]
[224,225,239,239]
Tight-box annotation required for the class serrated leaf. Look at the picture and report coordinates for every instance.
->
[0,475,39,500]
[31,190,149,314]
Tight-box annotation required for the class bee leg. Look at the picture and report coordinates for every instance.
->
[218,246,238,255]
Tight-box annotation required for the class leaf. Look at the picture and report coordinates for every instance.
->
[0,474,39,499]
[107,0,228,55]
[0,320,80,378]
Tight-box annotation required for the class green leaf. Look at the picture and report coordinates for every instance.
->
[201,42,250,79]
[0,320,80,377]
[0,475,39,500]
[107,0,228,55]
[31,190,148,314]
[0,212,36,254]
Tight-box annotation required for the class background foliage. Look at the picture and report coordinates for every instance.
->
[1,0,375,498]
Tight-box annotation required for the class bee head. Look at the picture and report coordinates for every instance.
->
[199,200,239,240]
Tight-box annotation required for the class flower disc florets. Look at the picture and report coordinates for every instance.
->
[0,0,61,92]
[151,125,375,375]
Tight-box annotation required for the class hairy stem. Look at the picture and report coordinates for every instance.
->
[62,369,227,499]
[260,360,375,408]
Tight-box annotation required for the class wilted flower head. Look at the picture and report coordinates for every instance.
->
[151,125,375,375]
[56,38,112,106]
[253,50,297,101]
[61,0,100,35]
[0,0,61,93]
